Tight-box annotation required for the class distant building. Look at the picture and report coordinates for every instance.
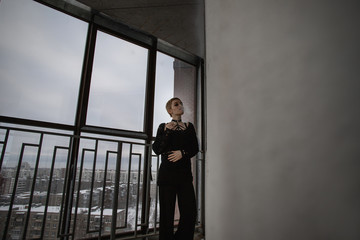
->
[0,205,125,239]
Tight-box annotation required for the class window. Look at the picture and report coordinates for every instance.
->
[86,31,148,132]
[153,52,197,136]
[153,52,175,135]
[0,0,88,125]
[0,1,202,239]
[150,52,198,227]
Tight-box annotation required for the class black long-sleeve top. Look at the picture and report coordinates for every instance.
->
[152,122,199,185]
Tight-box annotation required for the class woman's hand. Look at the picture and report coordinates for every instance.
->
[168,150,182,162]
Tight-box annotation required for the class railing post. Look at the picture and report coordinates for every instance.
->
[60,136,78,240]
[111,142,123,239]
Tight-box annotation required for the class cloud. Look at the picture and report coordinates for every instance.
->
[0,0,176,134]
[0,0,87,124]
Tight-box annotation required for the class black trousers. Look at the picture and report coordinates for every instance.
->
[159,181,197,240]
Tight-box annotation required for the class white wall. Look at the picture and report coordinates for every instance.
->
[205,1,360,239]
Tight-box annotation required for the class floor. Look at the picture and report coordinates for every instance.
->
[146,232,204,240]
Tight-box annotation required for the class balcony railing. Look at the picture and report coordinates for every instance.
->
[0,124,204,240]
[0,125,163,239]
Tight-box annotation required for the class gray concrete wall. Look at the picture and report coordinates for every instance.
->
[205,1,360,239]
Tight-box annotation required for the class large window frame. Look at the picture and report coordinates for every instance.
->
[0,1,202,138]
[0,0,205,239]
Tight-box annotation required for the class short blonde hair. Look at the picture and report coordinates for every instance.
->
[166,97,182,117]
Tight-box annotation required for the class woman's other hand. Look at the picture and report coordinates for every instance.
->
[168,150,182,162]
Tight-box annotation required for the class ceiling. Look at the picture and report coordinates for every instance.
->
[77,0,205,58]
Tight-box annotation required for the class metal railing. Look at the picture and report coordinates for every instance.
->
[0,125,162,239]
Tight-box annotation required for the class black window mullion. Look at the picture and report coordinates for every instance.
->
[60,21,98,238]
[76,21,98,132]
[140,41,158,234]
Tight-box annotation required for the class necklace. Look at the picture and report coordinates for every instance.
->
[171,119,182,123]
[171,119,184,130]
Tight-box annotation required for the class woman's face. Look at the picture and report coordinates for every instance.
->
[170,99,184,117]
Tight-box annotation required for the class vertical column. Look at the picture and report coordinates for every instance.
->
[142,38,157,234]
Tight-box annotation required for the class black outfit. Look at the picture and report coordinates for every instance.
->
[153,121,199,240]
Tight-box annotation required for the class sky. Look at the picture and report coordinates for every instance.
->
[0,0,87,124]
[0,0,174,132]
[0,0,176,169]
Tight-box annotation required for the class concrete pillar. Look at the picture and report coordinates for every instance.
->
[205,1,360,239]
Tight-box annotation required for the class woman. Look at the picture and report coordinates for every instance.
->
[153,97,199,240]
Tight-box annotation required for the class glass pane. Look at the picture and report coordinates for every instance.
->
[152,53,198,228]
[0,127,71,239]
[86,31,148,132]
[153,53,175,136]
[72,134,147,238]
[0,0,88,124]
[153,52,197,136]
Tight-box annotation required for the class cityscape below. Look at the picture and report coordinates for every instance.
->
[0,166,160,239]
